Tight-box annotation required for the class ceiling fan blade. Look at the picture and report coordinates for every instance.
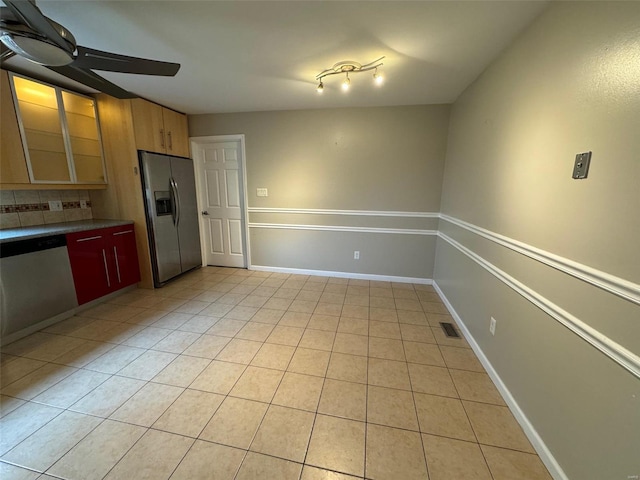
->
[0,42,16,62]
[72,46,180,76]
[47,64,137,99]
[3,0,71,50]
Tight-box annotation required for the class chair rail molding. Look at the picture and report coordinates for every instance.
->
[440,214,640,306]
[438,231,640,379]
[248,207,439,218]
[248,223,436,236]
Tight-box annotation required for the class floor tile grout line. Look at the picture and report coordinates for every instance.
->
[1,397,106,477]
[230,298,305,479]
[231,362,287,468]
[271,277,328,477]
[363,303,371,480]
[2,348,498,408]
[0,458,46,476]
[29,367,116,412]
[16,385,522,452]
[161,431,198,480]
[41,414,109,477]
[298,359,328,473]
[6,372,530,454]
[398,283,432,480]
[437,329,497,480]
[98,417,160,480]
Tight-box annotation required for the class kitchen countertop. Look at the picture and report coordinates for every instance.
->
[0,219,135,244]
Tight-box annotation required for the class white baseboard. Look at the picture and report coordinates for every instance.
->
[432,281,569,480]
[249,265,432,284]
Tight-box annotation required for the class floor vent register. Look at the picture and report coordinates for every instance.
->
[440,322,461,338]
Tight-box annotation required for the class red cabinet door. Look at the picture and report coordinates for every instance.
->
[67,224,140,305]
[107,226,141,289]
[66,230,111,305]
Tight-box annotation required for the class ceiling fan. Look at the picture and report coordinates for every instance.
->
[0,0,179,98]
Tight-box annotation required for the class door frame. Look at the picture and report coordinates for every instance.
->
[189,134,251,269]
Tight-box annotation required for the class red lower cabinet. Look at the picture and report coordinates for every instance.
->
[67,225,141,305]
[109,226,141,289]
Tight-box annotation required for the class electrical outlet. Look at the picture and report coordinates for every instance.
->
[80,200,87,209]
[490,317,497,336]
[354,250,360,260]
[48,200,63,212]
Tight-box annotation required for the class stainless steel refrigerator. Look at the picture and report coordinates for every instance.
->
[140,151,202,287]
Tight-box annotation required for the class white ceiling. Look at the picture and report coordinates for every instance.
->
[3,1,548,115]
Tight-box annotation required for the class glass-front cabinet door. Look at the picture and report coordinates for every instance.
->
[10,74,107,184]
[61,91,105,183]
[12,75,71,183]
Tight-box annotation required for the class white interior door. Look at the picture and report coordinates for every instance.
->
[192,137,247,268]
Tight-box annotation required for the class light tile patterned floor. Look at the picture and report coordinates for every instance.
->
[0,267,553,480]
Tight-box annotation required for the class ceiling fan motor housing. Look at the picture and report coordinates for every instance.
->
[1,1,180,99]
[1,7,76,65]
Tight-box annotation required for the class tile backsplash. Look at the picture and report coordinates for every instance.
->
[0,190,93,229]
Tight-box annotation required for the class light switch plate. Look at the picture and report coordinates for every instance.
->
[572,151,592,179]
[48,200,63,212]
[256,188,268,197]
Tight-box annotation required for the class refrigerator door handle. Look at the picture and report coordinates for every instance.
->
[169,177,178,225]
[171,177,181,226]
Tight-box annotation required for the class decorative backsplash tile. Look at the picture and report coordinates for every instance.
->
[0,201,92,214]
[0,190,93,229]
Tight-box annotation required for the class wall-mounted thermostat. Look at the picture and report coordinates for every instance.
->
[572,151,592,179]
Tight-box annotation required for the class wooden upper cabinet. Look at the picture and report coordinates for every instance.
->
[162,108,189,157]
[0,71,30,185]
[130,98,165,153]
[130,98,189,157]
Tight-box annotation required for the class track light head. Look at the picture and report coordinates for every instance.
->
[373,68,384,85]
[342,73,350,91]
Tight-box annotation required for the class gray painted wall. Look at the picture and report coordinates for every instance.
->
[436,2,640,479]
[189,105,450,279]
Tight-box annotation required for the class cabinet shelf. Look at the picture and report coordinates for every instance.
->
[17,100,59,112]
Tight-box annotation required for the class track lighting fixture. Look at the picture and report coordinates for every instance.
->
[315,56,384,93]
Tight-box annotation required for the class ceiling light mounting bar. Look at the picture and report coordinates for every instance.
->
[316,56,385,81]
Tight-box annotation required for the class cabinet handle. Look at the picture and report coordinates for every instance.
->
[113,246,122,283]
[113,230,133,236]
[160,128,165,148]
[167,131,173,150]
[102,249,111,288]
[76,235,102,242]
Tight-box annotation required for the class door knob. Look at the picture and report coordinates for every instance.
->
[202,211,209,215]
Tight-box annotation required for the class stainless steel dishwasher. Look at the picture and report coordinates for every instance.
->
[0,234,78,343]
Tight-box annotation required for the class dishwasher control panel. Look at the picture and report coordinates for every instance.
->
[1,234,68,258]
